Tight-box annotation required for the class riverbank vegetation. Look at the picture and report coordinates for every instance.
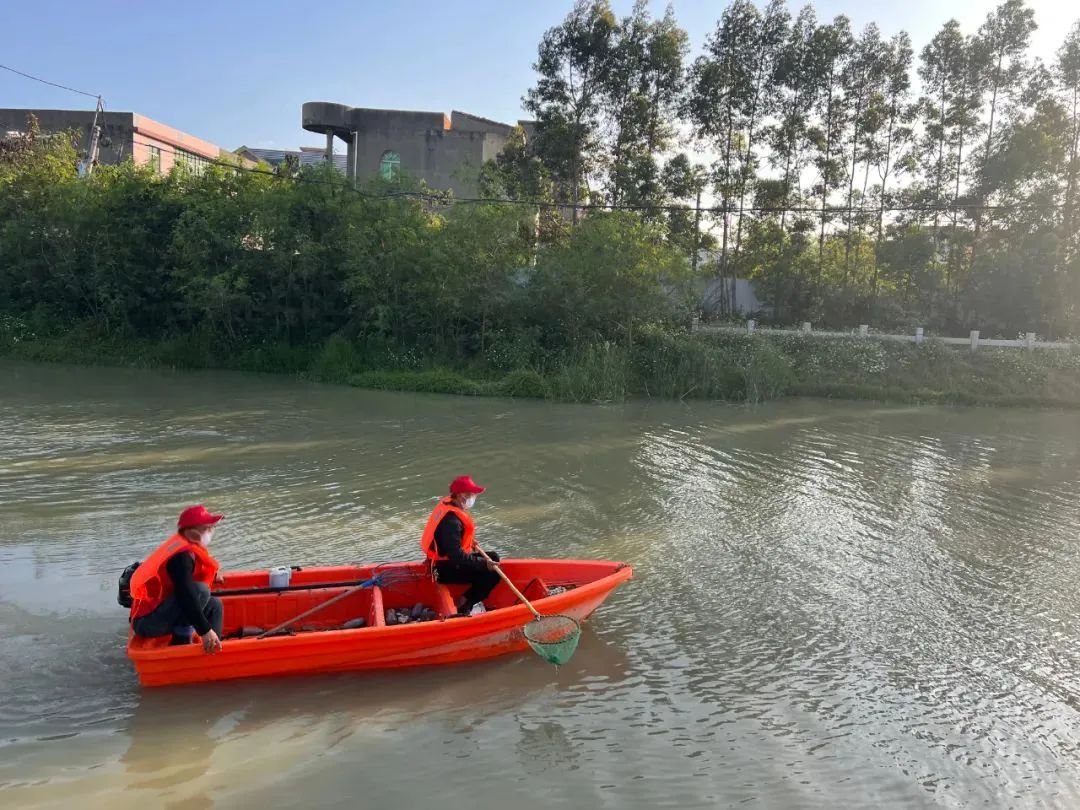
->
[7,314,1080,407]
[2,0,1080,406]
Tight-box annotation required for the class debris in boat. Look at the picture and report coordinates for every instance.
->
[341,617,366,630]
[226,626,266,639]
[384,606,438,625]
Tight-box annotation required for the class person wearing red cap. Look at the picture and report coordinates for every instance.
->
[420,476,500,615]
[128,505,226,654]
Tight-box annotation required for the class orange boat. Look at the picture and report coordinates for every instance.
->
[127,558,633,687]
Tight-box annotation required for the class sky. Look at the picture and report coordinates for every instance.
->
[1,0,1076,153]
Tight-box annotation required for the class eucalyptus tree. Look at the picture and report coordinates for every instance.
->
[524,0,618,224]
[604,1,688,213]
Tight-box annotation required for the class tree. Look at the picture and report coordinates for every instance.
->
[524,0,618,224]
[977,1,1038,170]
[868,33,915,318]
[528,211,689,349]
[479,125,565,246]
[686,0,761,284]
[917,20,984,326]
[1058,21,1080,263]
[768,7,819,240]
[686,0,786,311]
[732,0,789,259]
[839,23,887,319]
[968,0,1038,271]
[810,15,854,272]
[604,1,688,212]
[662,153,713,274]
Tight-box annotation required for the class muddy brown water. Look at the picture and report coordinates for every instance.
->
[3,359,1080,808]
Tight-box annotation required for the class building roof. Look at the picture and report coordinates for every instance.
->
[450,110,513,134]
[0,107,241,161]
[238,146,348,174]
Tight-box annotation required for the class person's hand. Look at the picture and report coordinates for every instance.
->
[485,559,500,572]
[213,572,225,586]
[202,629,222,655]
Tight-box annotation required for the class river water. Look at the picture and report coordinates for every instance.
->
[3,360,1080,808]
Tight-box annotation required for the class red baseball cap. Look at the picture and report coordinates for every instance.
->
[177,504,225,530]
[449,476,485,495]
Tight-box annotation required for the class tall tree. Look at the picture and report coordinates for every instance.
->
[977,1,1038,170]
[810,16,854,270]
[662,153,712,274]
[479,125,564,246]
[524,0,618,224]
[918,21,965,227]
[687,1,788,311]
[1058,21,1080,263]
[917,20,984,324]
[732,0,790,261]
[771,7,818,225]
[839,23,886,317]
[686,1,761,285]
[868,33,915,317]
[604,2,688,212]
[968,0,1038,267]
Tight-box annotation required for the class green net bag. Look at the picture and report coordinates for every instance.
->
[523,615,581,666]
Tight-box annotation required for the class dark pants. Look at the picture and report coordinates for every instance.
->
[132,582,223,639]
[435,551,500,608]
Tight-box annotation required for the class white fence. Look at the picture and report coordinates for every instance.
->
[694,320,1075,352]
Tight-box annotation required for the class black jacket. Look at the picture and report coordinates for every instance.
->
[433,512,488,573]
[164,551,213,634]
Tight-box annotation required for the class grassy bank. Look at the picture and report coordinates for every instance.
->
[4,320,1080,408]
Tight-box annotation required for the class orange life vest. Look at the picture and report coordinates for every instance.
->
[420,498,475,562]
[128,534,220,620]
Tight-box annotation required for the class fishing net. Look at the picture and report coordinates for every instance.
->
[523,615,581,666]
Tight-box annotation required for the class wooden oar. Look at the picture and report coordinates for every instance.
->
[255,576,378,639]
[473,543,581,665]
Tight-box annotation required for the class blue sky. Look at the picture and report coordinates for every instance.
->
[1,0,1075,152]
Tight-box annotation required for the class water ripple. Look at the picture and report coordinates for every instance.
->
[3,363,1080,807]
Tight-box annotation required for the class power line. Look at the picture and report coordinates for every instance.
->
[0,63,100,99]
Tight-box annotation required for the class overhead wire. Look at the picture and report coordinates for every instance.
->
[128,135,1071,217]
[0,62,100,99]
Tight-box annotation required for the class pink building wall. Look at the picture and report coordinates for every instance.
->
[128,113,232,173]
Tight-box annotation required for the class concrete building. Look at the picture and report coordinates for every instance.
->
[0,108,244,175]
[235,145,350,174]
[301,102,530,197]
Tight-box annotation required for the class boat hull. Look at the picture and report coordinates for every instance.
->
[127,559,632,687]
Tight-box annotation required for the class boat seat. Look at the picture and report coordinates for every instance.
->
[522,577,551,601]
[433,583,457,617]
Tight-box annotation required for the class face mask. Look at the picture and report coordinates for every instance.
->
[464,495,477,509]
[199,529,215,546]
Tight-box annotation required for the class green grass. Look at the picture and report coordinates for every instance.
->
[3,321,1080,409]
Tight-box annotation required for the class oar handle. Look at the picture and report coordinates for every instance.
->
[256,577,376,639]
[474,543,542,620]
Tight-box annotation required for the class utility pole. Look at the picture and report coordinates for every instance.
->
[352,131,358,188]
[80,96,105,177]
[692,188,702,275]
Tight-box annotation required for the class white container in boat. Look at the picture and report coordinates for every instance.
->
[268,566,292,589]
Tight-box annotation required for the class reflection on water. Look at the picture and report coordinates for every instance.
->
[3,360,1080,808]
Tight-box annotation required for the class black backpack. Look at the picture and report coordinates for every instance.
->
[117,561,141,608]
